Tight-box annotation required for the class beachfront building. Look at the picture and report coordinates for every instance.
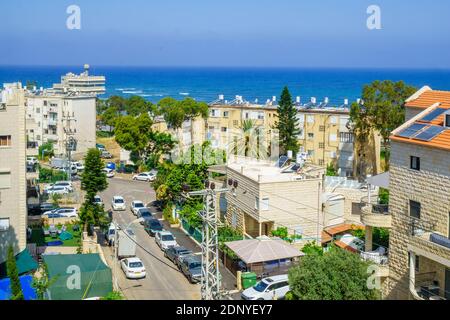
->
[384,87,450,300]
[51,64,106,96]
[25,91,96,160]
[0,83,27,263]
[225,156,325,243]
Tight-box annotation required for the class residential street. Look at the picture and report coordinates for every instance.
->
[98,176,237,300]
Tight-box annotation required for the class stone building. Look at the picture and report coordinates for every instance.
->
[384,88,450,300]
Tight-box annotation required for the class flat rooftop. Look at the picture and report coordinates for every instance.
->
[227,156,324,183]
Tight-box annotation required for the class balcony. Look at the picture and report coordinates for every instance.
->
[360,249,390,278]
[410,272,447,300]
[27,141,39,156]
[360,196,391,228]
[408,217,450,264]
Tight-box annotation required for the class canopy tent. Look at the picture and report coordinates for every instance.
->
[367,172,390,189]
[0,275,37,300]
[0,248,38,279]
[224,238,304,264]
[43,254,112,300]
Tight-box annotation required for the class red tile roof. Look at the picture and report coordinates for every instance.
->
[405,90,450,109]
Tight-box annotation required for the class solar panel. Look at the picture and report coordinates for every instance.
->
[277,156,289,168]
[421,108,447,122]
[414,125,446,141]
[397,123,427,138]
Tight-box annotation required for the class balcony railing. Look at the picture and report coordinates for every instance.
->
[360,196,391,228]
[27,141,38,149]
[361,196,389,214]
[413,272,446,300]
[360,250,389,265]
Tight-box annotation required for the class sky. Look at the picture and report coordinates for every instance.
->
[0,0,450,68]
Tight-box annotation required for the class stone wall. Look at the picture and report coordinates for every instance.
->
[384,140,450,300]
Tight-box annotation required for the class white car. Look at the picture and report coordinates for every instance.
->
[130,200,146,216]
[120,257,146,279]
[93,195,104,207]
[132,172,156,182]
[241,274,290,300]
[155,231,177,251]
[27,157,38,165]
[45,186,71,195]
[112,196,126,211]
[43,207,78,218]
[71,161,85,171]
[103,168,115,178]
[54,181,74,192]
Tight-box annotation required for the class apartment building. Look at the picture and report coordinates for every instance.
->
[51,64,106,96]
[0,83,27,263]
[384,87,450,300]
[225,156,325,242]
[25,91,97,160]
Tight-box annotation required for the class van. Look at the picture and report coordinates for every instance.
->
[105,223,117,246]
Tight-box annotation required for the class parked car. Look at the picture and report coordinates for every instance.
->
[136,207,153,224]
[103,168,115,178]
[179,254,202,283]
[130,200,145,216]
[143,218,164,237]
[132,172,156,182]
[120,257,146,279]
[45,185,71,196]
[40,202,58,213]
[164,246,193,267]
[96,143,106,151]
[93,195,104,207]
[71,161,85,171]
[155,231,177,251]
[53,181,74,192]
[27,156,38,166]
[101,151,113,159]
[112,196,126,211]
[105,222,117,246]
[42,207,78,218]
[241,274,290,300]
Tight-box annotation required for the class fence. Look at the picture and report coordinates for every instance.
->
[181,218,203,243]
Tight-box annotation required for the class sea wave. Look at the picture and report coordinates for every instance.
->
[179,92,190,96]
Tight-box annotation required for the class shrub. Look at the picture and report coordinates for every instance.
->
[271,227,288,239]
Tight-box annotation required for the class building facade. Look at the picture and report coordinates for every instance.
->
[384,88,450,300]
[225,156,325,242]
[25,92,97,160]
[51,64,106,96]
[0,83,27,263]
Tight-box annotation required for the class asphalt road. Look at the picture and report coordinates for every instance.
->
[99,177,202,300]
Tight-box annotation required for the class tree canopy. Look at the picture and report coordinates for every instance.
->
[158,97,209,129]
[7,246,24,300]
[288,246,380,300]
[276,86,300,155]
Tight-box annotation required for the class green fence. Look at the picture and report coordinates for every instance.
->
[181,218,203,243]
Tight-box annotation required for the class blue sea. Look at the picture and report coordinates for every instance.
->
[1,66,450,105]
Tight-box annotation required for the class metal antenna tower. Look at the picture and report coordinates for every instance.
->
[184,179,237,300]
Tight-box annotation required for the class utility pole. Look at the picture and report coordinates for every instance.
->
[62,110,77,182]
[183,179,238,300]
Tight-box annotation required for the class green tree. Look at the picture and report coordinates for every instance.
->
[32,263,57,300]
[350,80,416,168]
[288,246,380,300]
[158,97,209,129]
[101,291,124,300]
[38,142,54,160]
[276,86,300,155]
[6,246,24,300]
[326,163,337,176]
[80,149,108,232]
[301,241,324,256]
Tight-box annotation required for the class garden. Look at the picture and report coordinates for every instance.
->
[29,222,82,248]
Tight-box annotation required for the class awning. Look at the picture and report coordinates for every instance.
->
[366,172,389,189]
[225,238,304,264]
[0,248,38,279]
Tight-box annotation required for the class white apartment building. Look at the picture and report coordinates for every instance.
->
[51,64,106,96]
[25,91,96,160]
[0,83,27,263]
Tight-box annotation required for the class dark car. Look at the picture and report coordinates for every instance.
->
[164,246,193,266]
[137,208,153,224]
[144,218,163,236]
[180,255,202,283]
[28,202,58,216]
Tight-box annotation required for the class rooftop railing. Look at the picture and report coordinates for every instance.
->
[360,196,389,215]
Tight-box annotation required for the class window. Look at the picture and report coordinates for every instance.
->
[0,171,11,189]
[307,150,314,157]
[319,142,325,149]
[330,151,337,159]
[410,200,421,219]
[319,125,325,132]
[210,109,219,117]
[308,133,314,139]
[330,116,337,124]
[330,133,337,142]
[223,111,229,118]
[307,115,314,123]
[410,156,420,171]
[255,197,269,211]
[340,132,354,143]
[36,107,40,113]
[318,159,324,166]
[233,120,239,126]
[0,218,10,231]
[0,135,11,147]
[221,127,227,132]
[43,100,47,106]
